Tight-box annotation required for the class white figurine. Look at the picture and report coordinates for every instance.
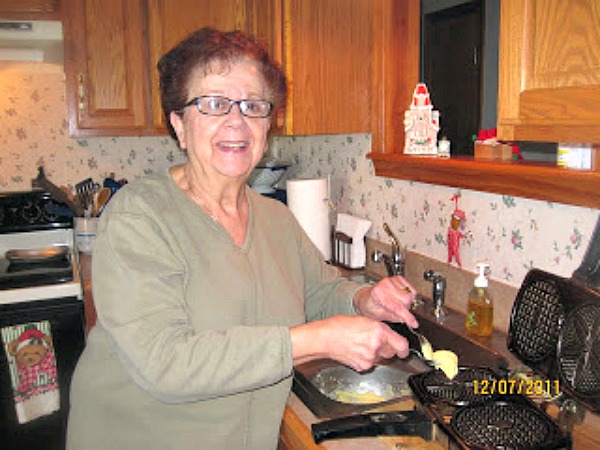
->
[404,83,440,155]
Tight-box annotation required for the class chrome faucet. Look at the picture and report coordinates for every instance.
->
[373,222,404,276]
[424,270,449,321]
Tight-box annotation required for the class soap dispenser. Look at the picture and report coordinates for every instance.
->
[465,262,493,336]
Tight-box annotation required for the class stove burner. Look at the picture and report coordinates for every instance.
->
[451,399,557,449]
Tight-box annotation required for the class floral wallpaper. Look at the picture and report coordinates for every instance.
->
[1,62,598,290]
[0,62,186,191]
[273,135,600,289]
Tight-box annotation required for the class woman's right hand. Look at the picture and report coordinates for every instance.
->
[290,316,409,372]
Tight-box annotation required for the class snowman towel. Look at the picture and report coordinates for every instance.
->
[2,321,60,424]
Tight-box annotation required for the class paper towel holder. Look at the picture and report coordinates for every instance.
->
[331,230,354,268]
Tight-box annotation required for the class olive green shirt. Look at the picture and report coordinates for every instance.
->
[67,170,362,450]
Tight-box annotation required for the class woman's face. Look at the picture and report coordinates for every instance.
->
[171,59,271,184]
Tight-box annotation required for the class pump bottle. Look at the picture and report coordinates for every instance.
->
[465,262,493,336]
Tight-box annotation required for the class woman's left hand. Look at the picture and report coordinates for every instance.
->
[352,276,418,329]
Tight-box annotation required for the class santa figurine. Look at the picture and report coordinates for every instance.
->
[448,194,467,267]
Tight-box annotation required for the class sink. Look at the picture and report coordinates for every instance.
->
[292,271,509,418]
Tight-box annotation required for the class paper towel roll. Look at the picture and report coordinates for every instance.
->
[286,178,331,260]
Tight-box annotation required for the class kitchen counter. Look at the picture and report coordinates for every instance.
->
[294,266,600,449]
[284,366,600,450]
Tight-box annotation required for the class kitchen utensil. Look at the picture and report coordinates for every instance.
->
[75,178,97,213]
[408,366,500,407]
[450,396,569,450]
[93,187,111,216]
[31,167,84,216]
[408,369,571,449]
[508,268,600,412]
[386,322,435,366]
[311,410,432,444]
[310,365,412,405]
[557,302,600,409]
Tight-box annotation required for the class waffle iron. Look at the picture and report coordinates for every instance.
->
[408,366,571,449]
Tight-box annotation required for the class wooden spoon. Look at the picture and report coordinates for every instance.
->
[94,187,112,216]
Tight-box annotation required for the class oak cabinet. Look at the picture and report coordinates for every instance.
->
[497,0,600,143]
[369,0,600,209]
[0,0,60,19]
[62,0,373,137]
[63,0,148,136]
[62,0,247,137]
[147,0,247,131]
[278,0,372,135]
[233,0,374,136]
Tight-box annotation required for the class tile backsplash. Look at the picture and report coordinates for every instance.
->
[1,62,598,293]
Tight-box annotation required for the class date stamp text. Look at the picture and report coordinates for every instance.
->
[473,378,560,396]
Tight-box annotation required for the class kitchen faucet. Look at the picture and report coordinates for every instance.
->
[372,222,404,276]
[424,270,449,321]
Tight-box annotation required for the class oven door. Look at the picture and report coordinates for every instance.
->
[0,296,84,450]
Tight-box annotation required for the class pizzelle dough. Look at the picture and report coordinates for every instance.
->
[421,340,434,361]
[431,350,459,380]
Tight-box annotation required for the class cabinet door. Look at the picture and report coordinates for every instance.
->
[147,0,247,132]
[282,0,372,135]
[63,0,150,136]
[498,0,600,142]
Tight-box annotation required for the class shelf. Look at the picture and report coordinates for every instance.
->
[368,153,600,209]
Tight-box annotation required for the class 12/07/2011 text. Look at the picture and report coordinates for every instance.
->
[473,378,560,396]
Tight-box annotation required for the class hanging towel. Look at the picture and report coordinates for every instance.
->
[1,321,60,424]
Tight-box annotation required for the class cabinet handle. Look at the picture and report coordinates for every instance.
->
[78,73,86,110]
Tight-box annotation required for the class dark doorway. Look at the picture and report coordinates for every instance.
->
[421,1,483,155]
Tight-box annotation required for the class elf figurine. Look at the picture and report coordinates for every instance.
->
[448,194,467,267]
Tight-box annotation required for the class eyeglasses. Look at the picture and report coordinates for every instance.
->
[181,96,273,118]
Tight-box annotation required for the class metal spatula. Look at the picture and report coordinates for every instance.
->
[386,321,434,366]
[75,178,96,213]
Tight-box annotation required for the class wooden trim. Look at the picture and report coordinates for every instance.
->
[369,153,600,209]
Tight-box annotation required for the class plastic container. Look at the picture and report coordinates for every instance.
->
[74,217,98,253]
[465,262,493,336]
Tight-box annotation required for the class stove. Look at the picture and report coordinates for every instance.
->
[0,190,85,449]
[0,191,82,303]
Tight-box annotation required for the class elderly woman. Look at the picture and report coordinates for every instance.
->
[67,28,418,449]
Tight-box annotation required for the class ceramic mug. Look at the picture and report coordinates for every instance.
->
[74,217,98,253]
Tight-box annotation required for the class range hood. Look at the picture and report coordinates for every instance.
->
[0,21,63,63]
